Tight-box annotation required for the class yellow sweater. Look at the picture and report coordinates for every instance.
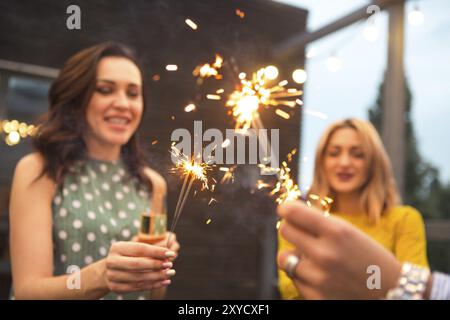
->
[278,205,429,300]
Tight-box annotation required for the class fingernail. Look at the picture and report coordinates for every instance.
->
[166,269,176,276]
[162,262,173,268]
[161,279,171,286]
[165,251,176,258]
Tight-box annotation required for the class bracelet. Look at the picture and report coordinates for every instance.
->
[386,262,430,300]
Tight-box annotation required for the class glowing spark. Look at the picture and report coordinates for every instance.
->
[216,88,224,94]
[208,198,217,206]
[267,162,302,204]
[221,139,231,148]
[307,193,334,216]
[185,18,198,30]
[235,9,245,18]
[184,104,196,112]
[275,109,290,119]
[166,64,178,71]
[171,147,211,190]
[225,67,302,130]
[207,94,221,100]
[220,165,236,184]
[257,180,271,190]
[276,220,281,230]
[152,74,160,81]
[193,54,223,80]
[151,140,158,146]
[286,148,297,162]
[206,219,212,224]
[171,115,176,120]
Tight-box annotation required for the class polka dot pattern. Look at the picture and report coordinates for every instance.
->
[52,158,156,300]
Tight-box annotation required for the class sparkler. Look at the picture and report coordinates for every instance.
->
[269,160,302,205]
[193,54,223,84]
[259,149,333,222]
[167,147,212,246]
[224,67,303,174]
[225,66,303,131]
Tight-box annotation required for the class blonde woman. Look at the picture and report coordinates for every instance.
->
[278,118,429,299]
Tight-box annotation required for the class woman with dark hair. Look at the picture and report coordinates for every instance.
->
[9,42,180,300]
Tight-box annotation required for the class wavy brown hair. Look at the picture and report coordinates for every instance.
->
[309,118,400,224]
[33,42,151,188]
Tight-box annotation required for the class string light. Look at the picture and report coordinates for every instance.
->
[326,54,342,72]
[264,65,279,80]
[363,22,379,42]
[292,69,307,84]
[408,4,424,26]
[1,119,37,146]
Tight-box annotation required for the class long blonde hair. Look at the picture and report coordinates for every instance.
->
[309,118,400,224]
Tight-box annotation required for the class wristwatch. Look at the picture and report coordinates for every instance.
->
[386,262,430,300]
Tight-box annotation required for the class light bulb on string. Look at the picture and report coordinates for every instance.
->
[292,69,307,84]
[363,21,379,42]
[326,54,342,72]
[306,47,317,59]
[408,4,424,26]
[264,65,279,80]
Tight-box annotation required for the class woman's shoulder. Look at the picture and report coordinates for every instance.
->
[14,152,46,180]
[12,152,56,195]
[385,205,425,226]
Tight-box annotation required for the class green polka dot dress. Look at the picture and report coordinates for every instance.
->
[52,158,154,300]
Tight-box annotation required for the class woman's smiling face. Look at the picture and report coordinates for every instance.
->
[324,127,369,195]
[84,56,143,149]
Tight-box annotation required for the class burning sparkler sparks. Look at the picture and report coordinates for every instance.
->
[225,66,303,130]
[235,9,245,19]
[193,54,224,83]
[270,161,302,205]
[219,165,236,184]
[184,103,197,112]
[259,149,333,218]
[167,147,212,246]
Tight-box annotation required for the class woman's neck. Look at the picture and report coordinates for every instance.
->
[335,192,364,215]
[85,139,121,162]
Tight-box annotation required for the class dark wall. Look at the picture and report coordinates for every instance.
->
[0,0,307,299]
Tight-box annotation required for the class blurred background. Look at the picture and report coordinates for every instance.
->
[0,0,449,299]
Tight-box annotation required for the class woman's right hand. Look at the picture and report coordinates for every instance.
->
[103,241,176,294]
